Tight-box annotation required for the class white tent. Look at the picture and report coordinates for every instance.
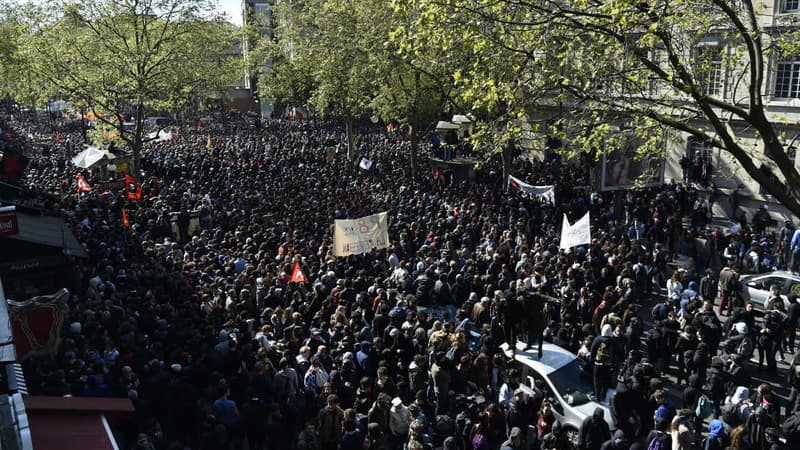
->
[71,146,105,169]
[435,121,460,131]
[451,114,473,124]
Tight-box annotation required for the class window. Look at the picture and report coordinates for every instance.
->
[697,48,723,97]
[683,139,714,185]
[784,0,799,12]
[747,277,782,291]
[774,61,800,98]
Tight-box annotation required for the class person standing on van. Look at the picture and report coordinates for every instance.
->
[591,324,615,402]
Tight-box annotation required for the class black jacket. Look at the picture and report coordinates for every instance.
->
[578,413,611,450]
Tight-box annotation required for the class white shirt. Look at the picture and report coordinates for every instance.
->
[667,279,683,301]
[389,404,411,436]
[498,383,514,409]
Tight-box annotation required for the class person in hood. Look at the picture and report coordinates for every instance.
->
[702,419,729,450]
[600,429,629,450]
[540,420,571,450]
[500,426,524,450]
[680,280,699,316]
[578,407,611,450]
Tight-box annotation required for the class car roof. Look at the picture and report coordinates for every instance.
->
[741,271,800,281]
[501,341,577,376]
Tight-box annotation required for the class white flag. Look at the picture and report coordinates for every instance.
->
[559,212,591,250]
[333,212,390,256]
[359,157,373,171]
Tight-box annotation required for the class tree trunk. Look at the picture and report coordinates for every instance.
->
[29,99,37,123]
[132,105,144,180]
[346,118,356,160]
[410,127,419,180]
[502,141,514,188]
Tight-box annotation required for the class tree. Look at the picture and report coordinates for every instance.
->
[27,0,238,180]
[388,0,546,183]
[264,0,454,175]
[0,3,54,119]
[258,39,315,118]
[371,0,454,178]
[267,0,379,160]
[396,0,800,215]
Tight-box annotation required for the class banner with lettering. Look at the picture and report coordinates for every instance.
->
[333,212,390,256]
[508,175,555,203]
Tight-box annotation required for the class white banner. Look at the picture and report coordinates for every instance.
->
[559,212,591,250]
[508,175,555,203]
[359,157,373,171]
[333,212,390,256]
[147,130,174,142]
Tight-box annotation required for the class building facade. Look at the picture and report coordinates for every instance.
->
[660,0,800,222]
[242,0,275,118]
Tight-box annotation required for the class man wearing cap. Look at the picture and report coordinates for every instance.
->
[717,265,739,316]
[506,389,533,447]
[389,397,411,450]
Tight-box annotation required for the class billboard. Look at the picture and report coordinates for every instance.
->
[600,132,664,191]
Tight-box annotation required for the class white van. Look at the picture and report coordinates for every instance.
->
[501,341,616,444]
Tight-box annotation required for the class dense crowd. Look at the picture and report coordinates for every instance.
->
[3,112,800,450]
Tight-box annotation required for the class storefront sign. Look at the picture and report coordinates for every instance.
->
[0,206,18,236]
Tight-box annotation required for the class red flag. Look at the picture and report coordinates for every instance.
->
[76,175,92,192]
[124,173,141,201]
[0,149,29,183]
[121,208,130,228]
[290,261,308,284]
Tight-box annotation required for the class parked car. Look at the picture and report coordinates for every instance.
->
[501,341,615,444]
[738,270,798,310]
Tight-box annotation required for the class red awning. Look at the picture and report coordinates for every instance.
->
[24,396,133,450]
[28,411,116,450]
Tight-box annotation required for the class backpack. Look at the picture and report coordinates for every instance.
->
[695,394,713,419]
[737,335,754,358]
[652,303,668,322]
[595,341,613,365]
[703,436,724,450]
[648,432,671,450]
[782,411,800,442]
[409,367,427,393]
[434,415,454,436]
[721,403,742,427]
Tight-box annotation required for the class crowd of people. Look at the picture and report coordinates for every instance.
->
[2,111,800,450]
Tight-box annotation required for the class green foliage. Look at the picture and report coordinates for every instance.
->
[393,0,800,213]
[12,0,239,176]
[0,3,53,113]
[262,0,453,167]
